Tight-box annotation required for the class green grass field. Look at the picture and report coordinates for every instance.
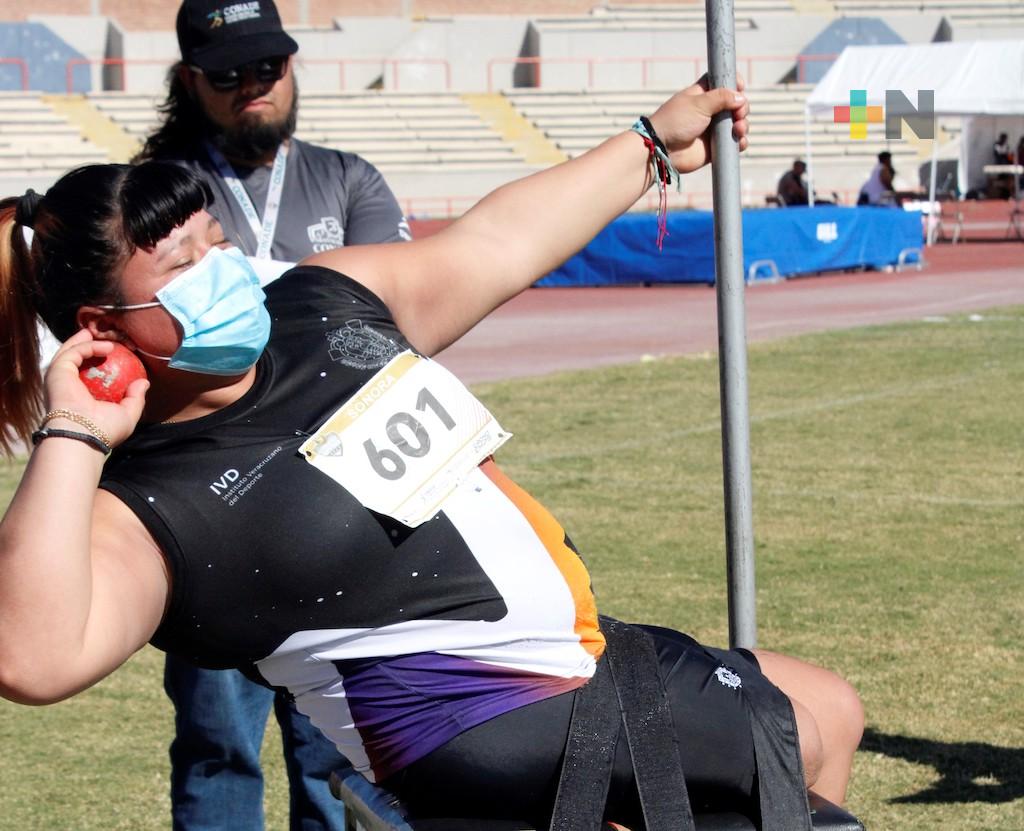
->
[1,306,1022,830]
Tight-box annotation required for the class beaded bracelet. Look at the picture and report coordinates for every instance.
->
[41,408,112,448]
[31,427,111,455]
[631,116,682,251]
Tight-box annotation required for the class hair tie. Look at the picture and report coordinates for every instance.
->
[14,188,42,228]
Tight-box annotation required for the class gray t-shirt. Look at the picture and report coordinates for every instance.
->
[173,138,410,261]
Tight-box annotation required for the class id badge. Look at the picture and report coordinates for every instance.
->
[299,351,511,527]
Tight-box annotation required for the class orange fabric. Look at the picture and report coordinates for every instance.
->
[480,460,605,660]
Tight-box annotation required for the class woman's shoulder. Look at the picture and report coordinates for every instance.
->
[263,266,411,365]
[265,264,393,318]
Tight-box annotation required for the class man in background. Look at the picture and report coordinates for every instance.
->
[857,151,895,206]
[776,158,809,206]
[992,132,1011,165]
[136,0,410,263]
[136,1,409,827]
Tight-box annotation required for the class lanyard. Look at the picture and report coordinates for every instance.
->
[204,141,289,260]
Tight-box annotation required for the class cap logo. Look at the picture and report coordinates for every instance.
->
[212,2,262,26]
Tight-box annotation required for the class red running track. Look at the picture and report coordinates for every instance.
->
[436,241,1023,384]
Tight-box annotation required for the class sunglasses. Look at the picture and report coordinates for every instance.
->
[192,56,288,92]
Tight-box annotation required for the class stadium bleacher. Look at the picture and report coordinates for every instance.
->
[0,91,108,176]
[14,78,933,208]
[833,0,1024,26]
[299,92,532,172]
[502,84,920,203]
[87,89,539,175]
[1,0,1006,206]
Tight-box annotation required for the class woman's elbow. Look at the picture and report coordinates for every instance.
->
[0,657,84,706]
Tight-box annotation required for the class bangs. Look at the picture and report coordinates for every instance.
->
[119,162,214,251]
[30,162,215,340]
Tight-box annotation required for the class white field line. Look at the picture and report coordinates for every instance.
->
[515,369,998,463]
[748,292,1024,336]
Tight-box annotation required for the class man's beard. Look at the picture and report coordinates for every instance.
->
[205,82,299,163]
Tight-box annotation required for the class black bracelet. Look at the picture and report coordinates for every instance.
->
[639,115,669,157]
[31,427,111,455]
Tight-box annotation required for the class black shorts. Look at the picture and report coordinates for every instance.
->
[383,623,801,826]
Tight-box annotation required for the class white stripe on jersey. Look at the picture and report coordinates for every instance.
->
[255,467,597,777]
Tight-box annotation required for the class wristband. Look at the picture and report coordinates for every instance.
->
[31,427,111,455]
[631,117,682,251]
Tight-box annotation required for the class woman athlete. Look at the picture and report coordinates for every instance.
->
[0,77,862,827]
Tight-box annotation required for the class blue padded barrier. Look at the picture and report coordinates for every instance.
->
[538,205,923,287]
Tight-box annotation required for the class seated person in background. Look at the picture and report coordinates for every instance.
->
[987,133,1018,197]
[776,159,809,206]
[1018,136,1024,189]
[0,77,864,829]
[857,151,895,206]
[993,133,1011,165]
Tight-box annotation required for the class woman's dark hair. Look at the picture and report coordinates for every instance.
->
[0,162,212,455]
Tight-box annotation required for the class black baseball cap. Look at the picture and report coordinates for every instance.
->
[177,0,299,72]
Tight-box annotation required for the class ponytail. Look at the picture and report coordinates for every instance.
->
[0,197,44,458]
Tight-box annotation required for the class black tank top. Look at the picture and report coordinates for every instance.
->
[100,268,508,669]
[100,268,602,781]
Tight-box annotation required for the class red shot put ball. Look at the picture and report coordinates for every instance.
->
[79,343,148,403]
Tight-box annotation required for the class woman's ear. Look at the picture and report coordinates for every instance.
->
[76,307,130,343]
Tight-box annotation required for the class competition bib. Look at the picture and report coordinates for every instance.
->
[299,352,511,527]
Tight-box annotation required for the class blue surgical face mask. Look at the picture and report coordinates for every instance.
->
[101,246,271,376]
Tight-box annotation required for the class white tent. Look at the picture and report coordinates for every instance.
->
[802,40,1024,241]
[806,40,1024,118]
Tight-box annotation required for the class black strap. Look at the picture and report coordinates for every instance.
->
[548,649,621,831]
[549,620,695,831]
[602,619,696,831]
[742,674,814,830]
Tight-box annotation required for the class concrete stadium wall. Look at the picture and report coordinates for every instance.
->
[526,22,836,90]
[361,16,532,92]
[31,14,109,92]
[952,22,1024,41]
[110,23,177,92]
[102,16,532,93]
[879,14,949,44]
[0,5,991,93]
[527,13,952,90]
[0,170,60,197]
[0,0,702,29]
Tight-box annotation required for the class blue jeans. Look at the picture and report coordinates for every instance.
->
[164,654,405,830]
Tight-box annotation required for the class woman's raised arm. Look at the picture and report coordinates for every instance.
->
[0,333,168,705]
[305,78,748,356]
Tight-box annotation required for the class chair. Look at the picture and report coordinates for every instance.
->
[328,620,865,831]
[329,771,865,831]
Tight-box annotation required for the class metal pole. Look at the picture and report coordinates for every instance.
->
[705,0,757,649]
[927,137,939,246]
[805,105,815,207]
